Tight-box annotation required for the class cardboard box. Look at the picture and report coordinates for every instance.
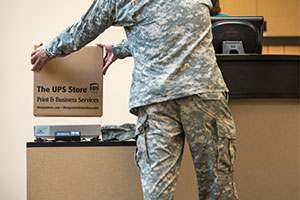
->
[34,46,103,117]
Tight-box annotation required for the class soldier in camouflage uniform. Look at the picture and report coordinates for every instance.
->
[31,0,238,199]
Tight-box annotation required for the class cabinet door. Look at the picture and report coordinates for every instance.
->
[284,46,300,55]
[219,0,257,16]
[257,0,300,36]
[268,46,285,54]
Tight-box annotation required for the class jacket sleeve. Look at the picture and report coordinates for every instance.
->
[45,0,115,58]
[112,39,132,59]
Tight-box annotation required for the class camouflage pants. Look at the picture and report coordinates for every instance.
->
[135,93,238,200]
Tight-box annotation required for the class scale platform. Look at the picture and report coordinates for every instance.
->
[34,125,101,142]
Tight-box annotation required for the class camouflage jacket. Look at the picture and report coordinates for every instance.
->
[45,0,228,115]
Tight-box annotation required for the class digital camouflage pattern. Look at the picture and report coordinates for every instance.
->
[44,0,228,115]
[44,0,237,199]
[101,123,136,141]
[135,92,238,200]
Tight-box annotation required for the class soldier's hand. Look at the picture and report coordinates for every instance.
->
[31,42,52,71]
[96,42,117,75]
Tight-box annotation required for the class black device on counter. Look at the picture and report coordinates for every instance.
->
[211,16,264,54]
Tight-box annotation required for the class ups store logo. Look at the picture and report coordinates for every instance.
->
[90,83,99,93]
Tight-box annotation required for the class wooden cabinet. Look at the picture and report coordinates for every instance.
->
[284,46,300,55]
[258,0,300,36]
[219,0,257,16]
[262,45,300,55]
[219,0,300,36]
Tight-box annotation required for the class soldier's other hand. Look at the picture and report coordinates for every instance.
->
[96,42,117,75]
[31,42,52,71]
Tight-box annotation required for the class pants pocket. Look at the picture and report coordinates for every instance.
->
[197,92,232,120]
[134,114,152,175]
[216,119,237,173]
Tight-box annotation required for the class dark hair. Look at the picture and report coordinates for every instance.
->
[210,0,221,16]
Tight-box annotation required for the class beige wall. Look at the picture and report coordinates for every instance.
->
[0,0,135,200]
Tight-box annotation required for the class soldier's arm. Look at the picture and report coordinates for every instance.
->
[45,0,116,58]
[111,39,132,59]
